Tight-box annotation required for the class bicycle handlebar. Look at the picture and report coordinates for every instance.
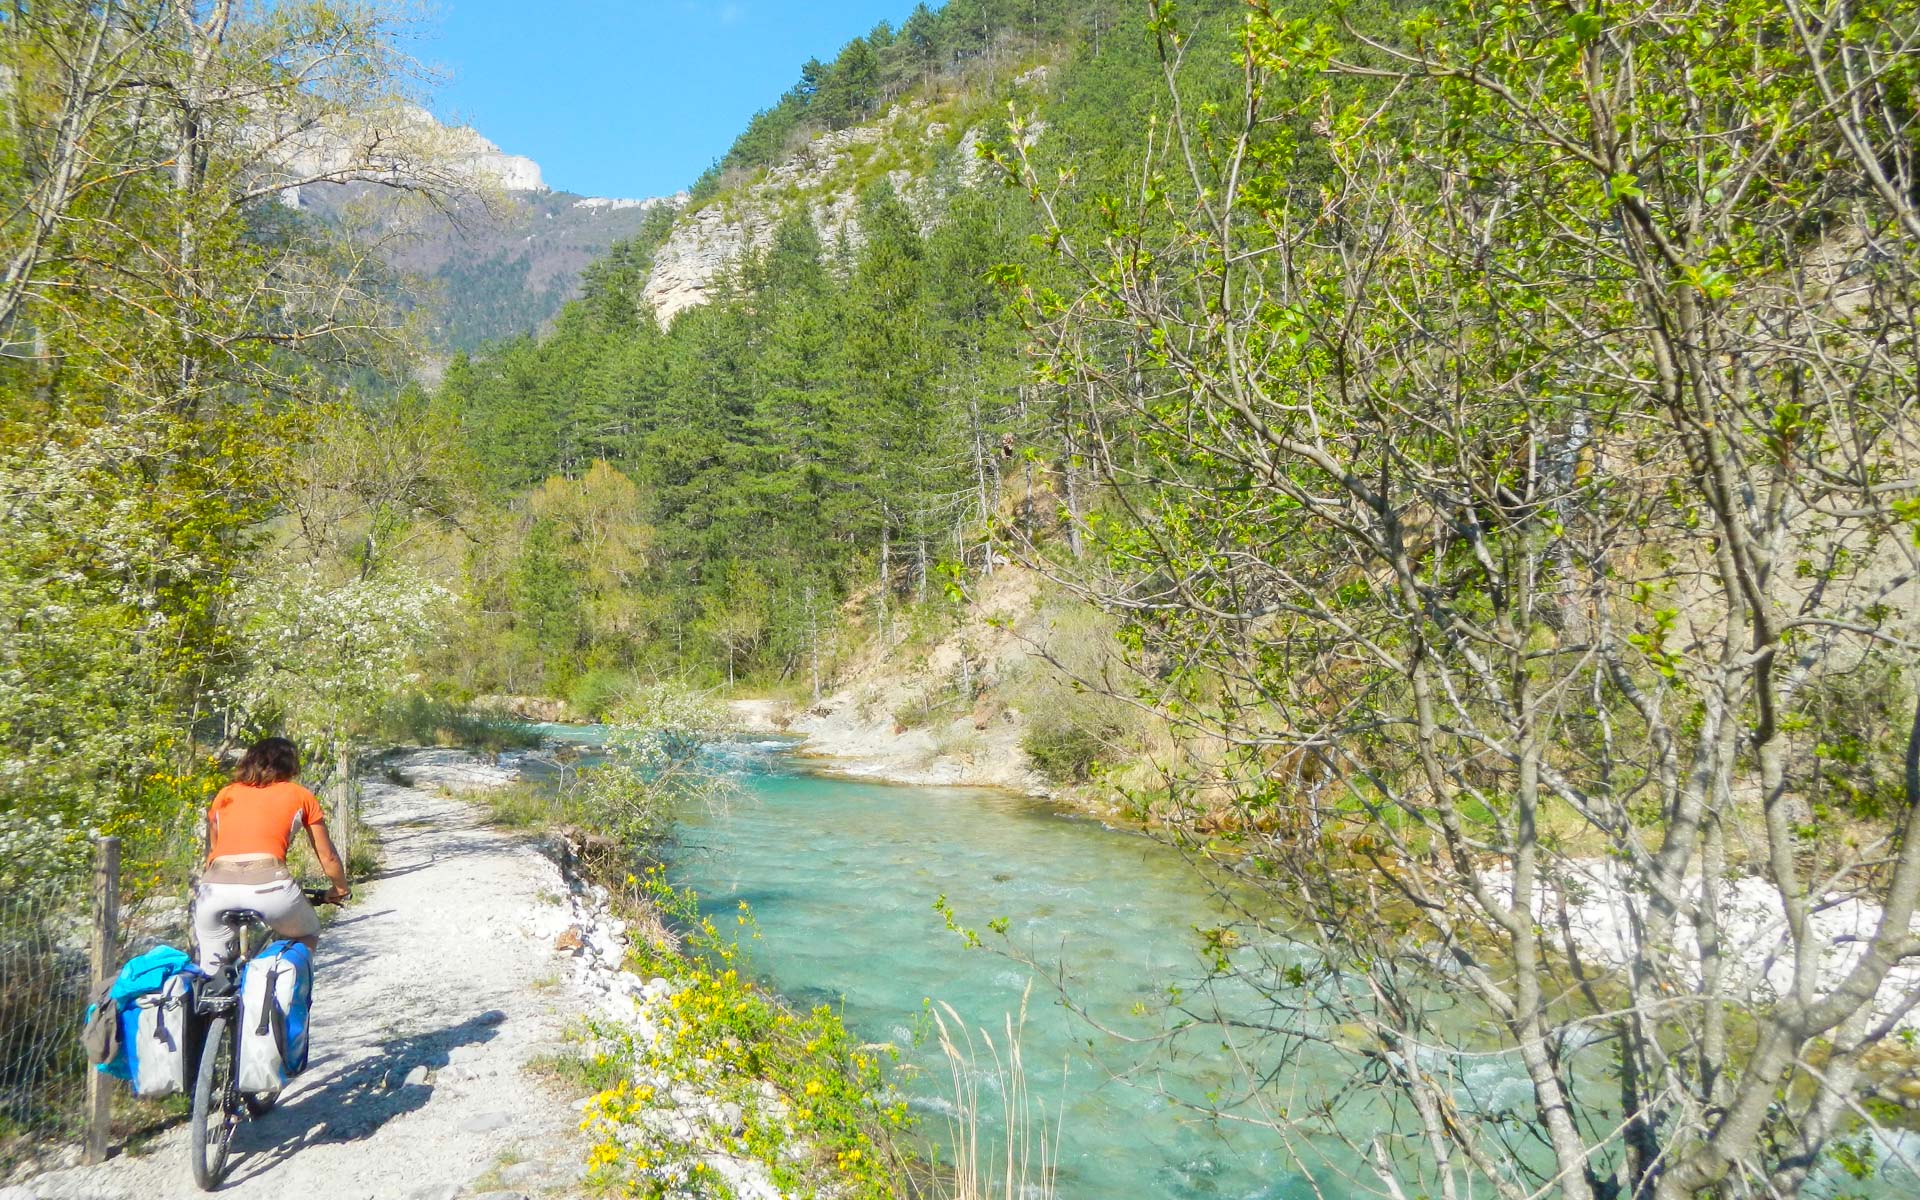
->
[303,887,344,906]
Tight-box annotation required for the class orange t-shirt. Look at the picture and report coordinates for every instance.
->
[207,781,325,862]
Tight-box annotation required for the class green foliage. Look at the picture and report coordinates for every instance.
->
[1794,658,1910,821]
[473,781,573,832]
[0,0,455,879]
[428,1,1271,697]
[510,520,586,655]
[567,669,638,722]
[528,1043,630,1095]
[431,249,570,352]
[1002,0,1920,1191]
[435,180,1050,690]
[1020,719,1111,784]
[472,682,729,849]
[580,870,913,1198]
[233,564,452,741]
[0,0,465,1147]
[373,694,545,753]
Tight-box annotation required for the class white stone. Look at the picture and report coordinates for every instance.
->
[705,1153,782,1200]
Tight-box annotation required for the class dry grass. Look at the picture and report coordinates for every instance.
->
[931,986,1061,1200]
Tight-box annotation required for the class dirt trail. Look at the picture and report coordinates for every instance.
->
[7,754,593,1200]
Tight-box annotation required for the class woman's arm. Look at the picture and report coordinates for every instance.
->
[204,788,223,867]
[306,822,352,903]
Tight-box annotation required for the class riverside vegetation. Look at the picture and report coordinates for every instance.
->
[468,693,923,1198]
[5,0,1920,1197]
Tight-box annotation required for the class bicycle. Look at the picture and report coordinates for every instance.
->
[189,887,336,1190]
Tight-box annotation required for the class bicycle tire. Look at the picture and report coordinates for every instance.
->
[189,1015,238,1190]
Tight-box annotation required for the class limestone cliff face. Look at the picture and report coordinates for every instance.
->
[642,96,1035,324]
[279,104,547,200]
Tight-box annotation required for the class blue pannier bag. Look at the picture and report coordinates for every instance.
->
[87,945,193,1082]
[237,940,312,1093]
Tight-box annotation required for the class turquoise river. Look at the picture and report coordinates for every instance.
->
[676,744,1304,1199]
[531,728,1920,1199]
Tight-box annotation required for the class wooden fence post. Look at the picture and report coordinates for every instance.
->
[86,836,120,1165]
[330,739,355,869]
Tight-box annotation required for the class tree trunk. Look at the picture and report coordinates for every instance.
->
[806,584,820,703]
[878,511,891,644]
[969,394,993,522]
[0,5,120,341]
[171,1,236,414]
[1064,385,1087,558]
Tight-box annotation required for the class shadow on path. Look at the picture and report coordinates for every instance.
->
[216,1008,508,1188]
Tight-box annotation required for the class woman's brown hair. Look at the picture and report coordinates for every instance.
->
[233,737,299,786]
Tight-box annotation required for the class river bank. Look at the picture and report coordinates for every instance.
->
[729,695,1051,796]
[412,745,917,1199]
[727,566,1132,818]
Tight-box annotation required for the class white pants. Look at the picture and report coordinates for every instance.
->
[192,862,320,972]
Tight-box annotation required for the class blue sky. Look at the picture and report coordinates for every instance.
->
[416,1,918,199]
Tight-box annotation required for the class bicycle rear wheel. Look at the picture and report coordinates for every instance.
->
[190,1015,239,1190]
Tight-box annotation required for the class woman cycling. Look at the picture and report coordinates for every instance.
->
[191,737,351,973]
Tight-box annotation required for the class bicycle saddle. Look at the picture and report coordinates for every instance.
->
[219,909,268,928]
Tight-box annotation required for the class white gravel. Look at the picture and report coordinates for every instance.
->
[6,752,594,1200]
[1482,857,1920,1029]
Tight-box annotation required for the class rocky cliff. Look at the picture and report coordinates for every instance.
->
[643,76,1045,324]
[278,103,549,204]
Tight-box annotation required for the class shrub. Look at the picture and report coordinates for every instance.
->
[567,668,636,721]
[579,871,913,1199]
[375,693,543,752]
[892,681,963,730]
[473,781,566,831]
[471,682,731,845]
[1794,657,1909,821]
[1021,719,1111,784]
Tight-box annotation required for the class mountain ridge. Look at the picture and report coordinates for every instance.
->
[283,104,684,351]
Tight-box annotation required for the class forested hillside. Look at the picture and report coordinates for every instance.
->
[423,0,1246,703]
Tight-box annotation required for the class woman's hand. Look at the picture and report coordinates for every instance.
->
[307,823,352,905]
[322,885,351,905]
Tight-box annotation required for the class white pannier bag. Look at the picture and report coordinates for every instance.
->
[130,973,194,1098]
[236,941,312,1094]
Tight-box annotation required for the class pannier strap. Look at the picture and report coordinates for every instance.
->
[255,965,281,1038]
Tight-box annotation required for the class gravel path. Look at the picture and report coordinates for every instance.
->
[7,754,593,1200]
